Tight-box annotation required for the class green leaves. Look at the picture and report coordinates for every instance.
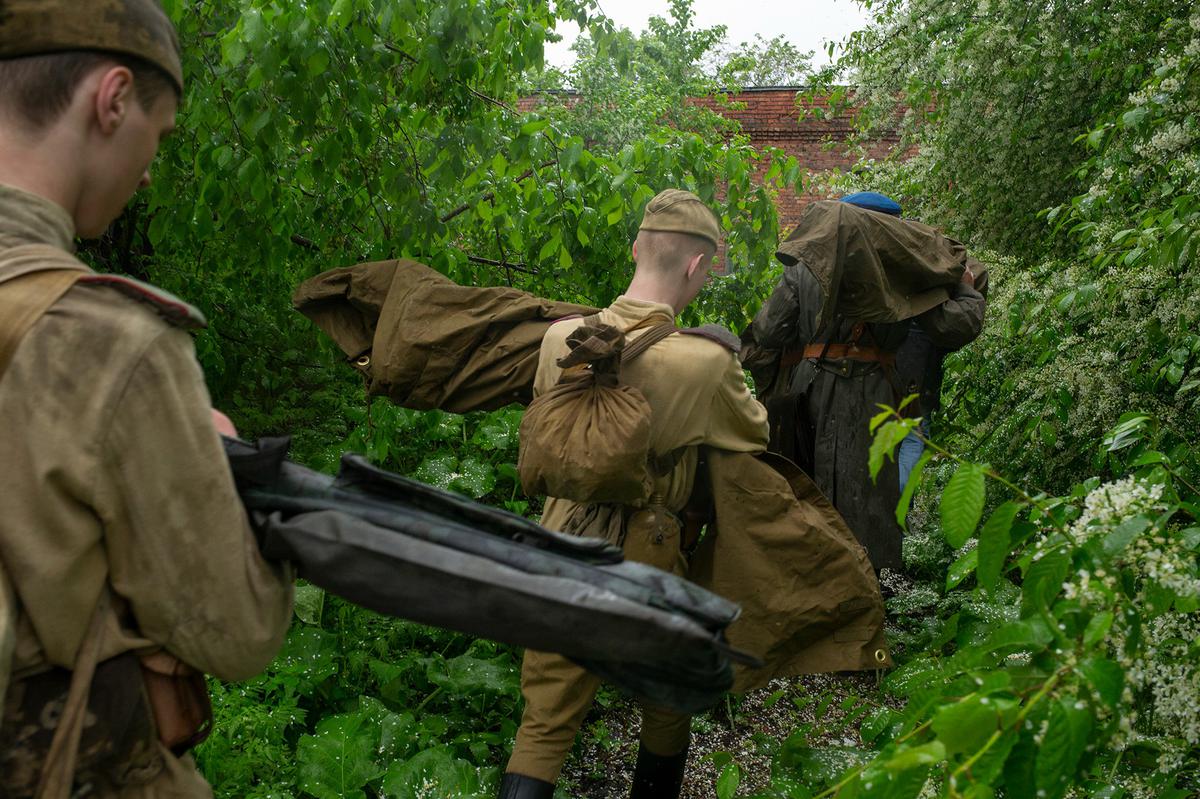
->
[941,462,986,548]
[1035,699,1094,799]
[380,748,493,799]
[297,707,386,799]
[977,501,1022,590]
[1078,657,1123,709]
[931,695,1016,756]
[868,409,920,481]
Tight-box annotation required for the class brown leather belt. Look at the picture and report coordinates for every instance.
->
[781,343,897,368]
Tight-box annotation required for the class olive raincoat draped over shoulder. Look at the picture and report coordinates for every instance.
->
[691,450,890,691]
[751,206,988,572]
[292,259,596,412]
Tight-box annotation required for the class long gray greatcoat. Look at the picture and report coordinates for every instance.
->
[753,263,987,572]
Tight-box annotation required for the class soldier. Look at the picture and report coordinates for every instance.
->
[0,2,294,796]
[500,190,770,799]
[752,192,987,574]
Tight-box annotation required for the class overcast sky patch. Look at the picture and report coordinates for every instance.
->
[546,0,870,71]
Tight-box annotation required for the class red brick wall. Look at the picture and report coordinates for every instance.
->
[519,88,903,232]
[692,89,901,231]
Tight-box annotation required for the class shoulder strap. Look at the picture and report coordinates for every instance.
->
[0,269,84,380]
[621,313,678,364]
[0,264,92,798]
[35,593,110,799]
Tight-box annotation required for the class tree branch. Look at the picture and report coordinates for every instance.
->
[440,160,557,223]
[466,254,537,275]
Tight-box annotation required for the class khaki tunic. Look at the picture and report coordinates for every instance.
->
[535,296,770,535]
[0,184,294,797]
[508,295,768,783]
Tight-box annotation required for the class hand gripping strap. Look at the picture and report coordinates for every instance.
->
[0,268,84,380]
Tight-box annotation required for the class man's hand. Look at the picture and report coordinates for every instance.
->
[211,409,238,438]
[960,265,976,288]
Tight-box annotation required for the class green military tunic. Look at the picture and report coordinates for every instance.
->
[0,183,294,797]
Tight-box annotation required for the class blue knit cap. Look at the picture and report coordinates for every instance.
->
[840,191,902,216]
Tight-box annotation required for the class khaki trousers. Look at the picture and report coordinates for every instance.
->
[506,507,692,783]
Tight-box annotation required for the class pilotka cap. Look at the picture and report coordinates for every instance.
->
[0,0,184,93]
[638,189,721,249]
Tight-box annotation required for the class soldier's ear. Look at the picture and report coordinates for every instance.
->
[93,65,136,135]
[685,252,704,280]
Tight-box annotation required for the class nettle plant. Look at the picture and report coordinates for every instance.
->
[757,407,1200,799]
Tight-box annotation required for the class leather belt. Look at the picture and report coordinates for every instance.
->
[781,343,897,368]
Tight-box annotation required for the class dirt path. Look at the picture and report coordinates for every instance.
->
[558,672,889,798]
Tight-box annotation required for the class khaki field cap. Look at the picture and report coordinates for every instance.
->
[639,189,721,249]
[0,0,184,93]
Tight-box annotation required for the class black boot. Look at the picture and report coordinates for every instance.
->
[498,771,555,799]
[629,743,689,799]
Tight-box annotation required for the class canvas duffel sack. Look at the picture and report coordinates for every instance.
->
[517,314,678,505]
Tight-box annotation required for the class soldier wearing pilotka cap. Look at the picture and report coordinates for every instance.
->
[500,189,769,799]
[0,2,293,796]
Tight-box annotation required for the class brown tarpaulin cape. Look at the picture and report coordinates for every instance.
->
[293,260,890,681]
[292,259,596,413]
[776,200,971,330]
[691,451,890,692]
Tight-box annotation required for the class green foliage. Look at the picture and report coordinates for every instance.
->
[747,409,1200,798]
[196,595,519,798]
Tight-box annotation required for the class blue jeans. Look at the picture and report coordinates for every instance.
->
[897,419,930,492]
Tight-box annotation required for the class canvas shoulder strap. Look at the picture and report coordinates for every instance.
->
[0,263,86,378]
[0,256,103,799]
[621,313,677,363]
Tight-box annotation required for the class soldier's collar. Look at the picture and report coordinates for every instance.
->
[0,183,76,253]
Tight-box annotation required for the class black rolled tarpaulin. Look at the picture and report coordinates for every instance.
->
[224,436,758,714]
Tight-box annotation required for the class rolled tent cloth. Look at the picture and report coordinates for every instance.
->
[225,436,756,715]
[775,200,973,331]
[292,259,597,413]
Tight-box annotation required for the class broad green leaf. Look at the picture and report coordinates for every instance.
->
[977,501,1021,590]
[1082,611,1114,647]
[296,710,384,799]
[1021,548,1070,614]
[450,456,497,498]
[869,418,917,481]
[941,462,986,548]
[427,653,518,696]
[931,696,1004,755]
[537,234,561,263]
[1078,657,1123,709]
[716,762,741,799]
[381,748,490,799]
[982,617,1053,655]
[1035,698,1093,799]
[883,740,945,772]
[293,583,325,625]
[1102,515,1150,554]
[946,548,978,590]
[520,118,550,136]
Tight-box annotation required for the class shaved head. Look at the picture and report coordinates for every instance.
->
[633,229,715,274]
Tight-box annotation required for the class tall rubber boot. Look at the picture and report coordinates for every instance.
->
[498,772,555,799]
[629,743,689,799]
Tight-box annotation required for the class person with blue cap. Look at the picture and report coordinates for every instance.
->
[749,192,988,575]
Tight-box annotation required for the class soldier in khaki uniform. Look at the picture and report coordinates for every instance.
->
[501,191,769,799]
[0,2,294,796]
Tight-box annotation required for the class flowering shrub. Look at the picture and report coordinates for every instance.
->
[743,412,1199,798]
